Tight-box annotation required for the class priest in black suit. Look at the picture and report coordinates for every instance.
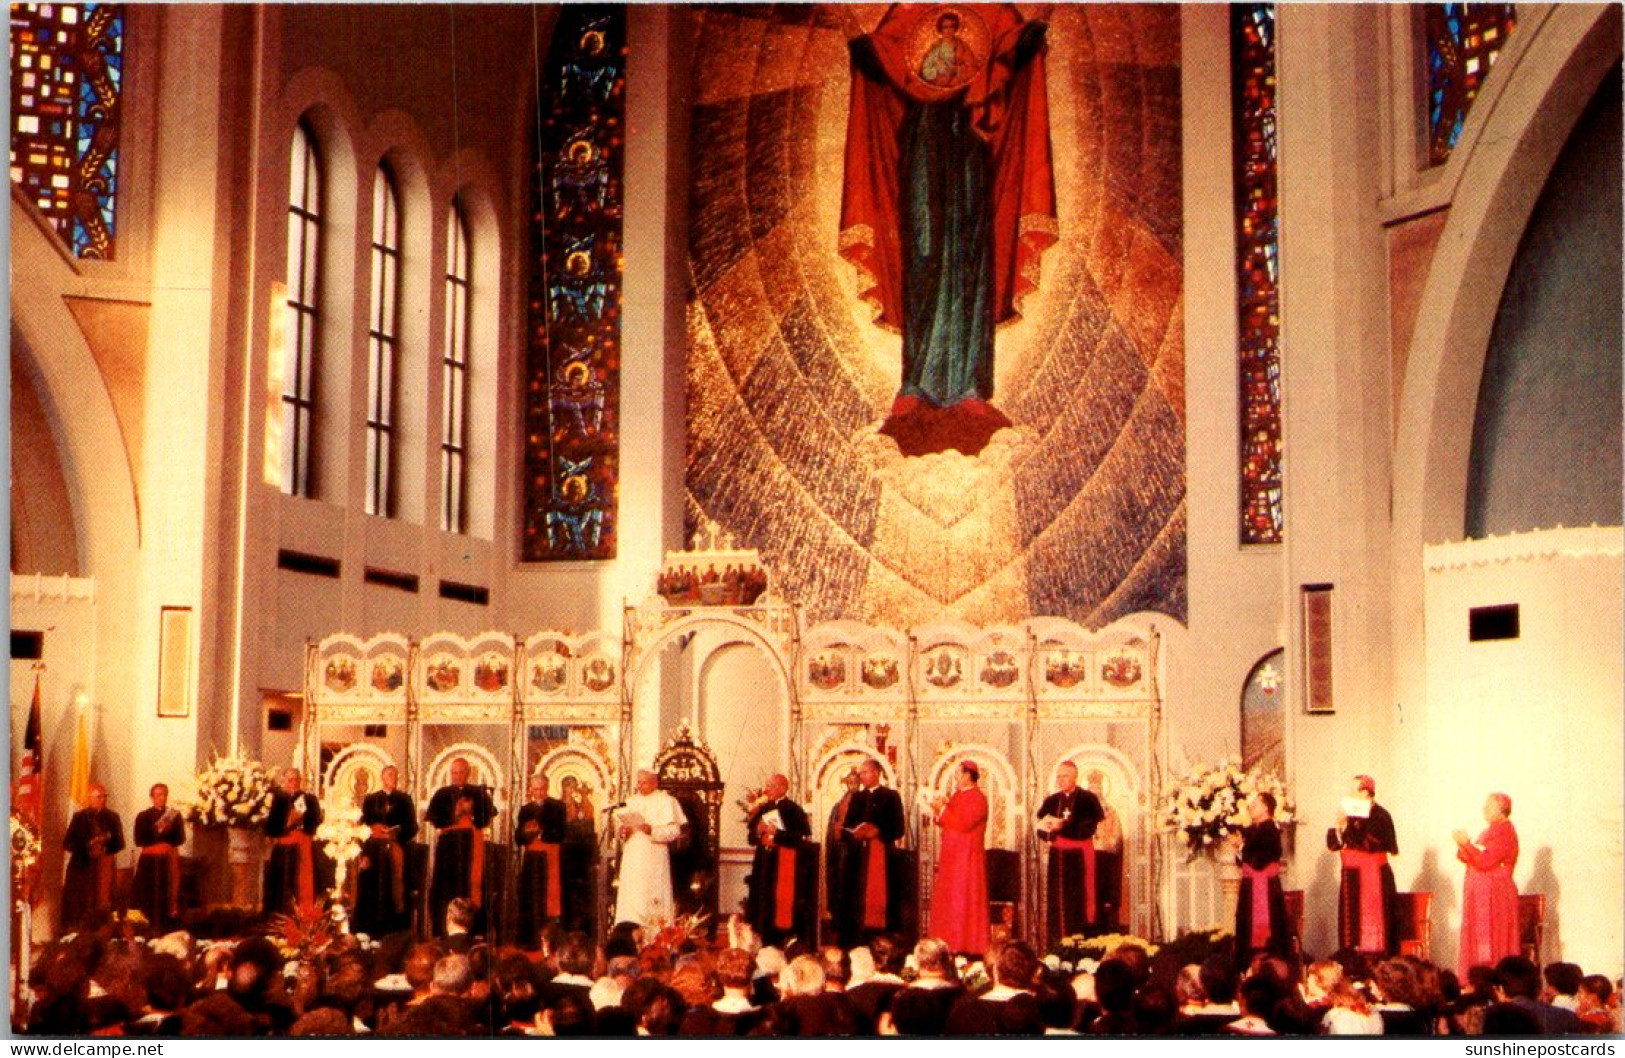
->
[264,768,323,918]
[744,773,813,946]
[132,783,185,932]
[425,756,498,936]
[1036,760,1106,944]
[514,771,568,949]
[833,758,905,946]
[62,784,124,931]
[354,765,418,937]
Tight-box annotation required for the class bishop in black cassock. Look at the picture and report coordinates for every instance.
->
[425,757,498,936]
[1236,792,1291,957]
[745,773,814,945]
[833,759,905,946]
[354,765,418,938]
[132,783,186,932]
[1328,774,1400,955]
[514,772,568,948]
[1037,761,1105,944]
[264,770,324,918]
[62,785,124,932]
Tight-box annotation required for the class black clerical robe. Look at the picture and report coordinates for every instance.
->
[354,789,418,937]
[132,806,185,931]
[561,811,598,933]
[1328,803,1399,954]
[1036,787,1104,942]
[264,790,323,917]
[744,796,815,945]
[833,784,905,945]
[426,783,497,935]
[1235,820,1290,957]
[514,796,568,947]
[62,807,124,931]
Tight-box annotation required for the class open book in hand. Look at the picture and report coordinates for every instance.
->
[759,809,784,832]
[1341,797,1372,819]
[616,810,647,832]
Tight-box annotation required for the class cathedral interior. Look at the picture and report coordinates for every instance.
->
[9,2,1623,978]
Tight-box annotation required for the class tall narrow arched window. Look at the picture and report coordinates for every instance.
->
[366,165,401,517]
[441,198,471,534]
[282,119,322,498]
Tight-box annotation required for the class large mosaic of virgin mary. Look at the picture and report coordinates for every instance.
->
[841,4,1058,457]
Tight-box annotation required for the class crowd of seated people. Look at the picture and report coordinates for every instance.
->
[17,906,1623,1037]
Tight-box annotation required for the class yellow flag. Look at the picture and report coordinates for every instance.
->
[69,707,91,807]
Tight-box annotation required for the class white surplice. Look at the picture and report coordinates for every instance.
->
[612,789,685,927]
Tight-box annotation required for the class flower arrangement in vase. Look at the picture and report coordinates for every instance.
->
[1158,757,1293,858]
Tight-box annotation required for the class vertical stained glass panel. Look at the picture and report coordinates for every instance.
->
[9,2,123,259]
[1233,3,1283,546]
[522,6,625,561]
[1426,4,1516,166]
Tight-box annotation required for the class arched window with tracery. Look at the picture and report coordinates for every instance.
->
[9,2,124,259]
[367,164,402,518]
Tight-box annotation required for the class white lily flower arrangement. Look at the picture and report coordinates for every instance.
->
[184,754,276,828]
[1158,756,1293,856]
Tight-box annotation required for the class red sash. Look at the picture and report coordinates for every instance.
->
[276,831,316,916]
[862,838,888,929]
[1340,848,1387,951]
[447,821,485,909]
[774,846,798,931]
[387,841,406,912]
[1243,862,1280,948]
[1055,837,1097,925]
[142,843,182,916]
[526,839,562,918]
[93,852,116,909]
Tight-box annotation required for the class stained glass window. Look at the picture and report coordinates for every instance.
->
[9,2,124,259]
[282,121,321,499]
[1233,3,1283,546]
[522,5,625,561]
[441,199,471,535]
[366,165,401,518]
[1426,4,1516,166]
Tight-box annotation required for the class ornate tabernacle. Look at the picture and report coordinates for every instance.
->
[653,722,724,923]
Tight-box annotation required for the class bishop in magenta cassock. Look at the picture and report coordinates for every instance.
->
[928,760,990,955]
[1454,791,1521,978]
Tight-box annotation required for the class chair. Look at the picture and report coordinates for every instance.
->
[1519,893,1546,965]
[1393,891,1433,958]
[1284,889,1305,956]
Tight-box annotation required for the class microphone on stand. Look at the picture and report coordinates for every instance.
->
[604,801,627,814]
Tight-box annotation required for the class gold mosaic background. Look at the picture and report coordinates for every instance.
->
[685,3,1186,628]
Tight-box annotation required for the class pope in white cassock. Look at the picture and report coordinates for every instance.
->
[613,768,686,927]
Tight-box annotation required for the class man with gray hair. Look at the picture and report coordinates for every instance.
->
[612,768,685,927]
[432,952,474,997]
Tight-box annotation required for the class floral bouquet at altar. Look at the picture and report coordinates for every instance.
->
[1045,932,1160,975]
[184,753,276,828]
[1159,757,1293,856]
